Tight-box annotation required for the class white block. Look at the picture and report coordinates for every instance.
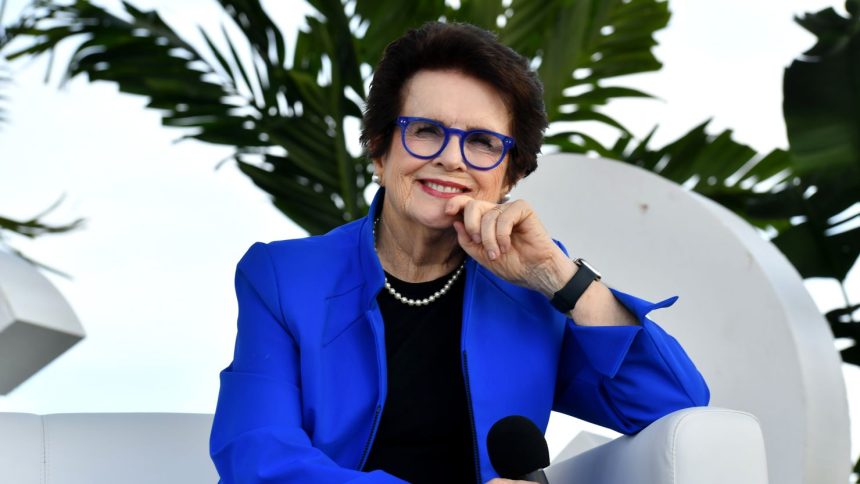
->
[0,251,85,394]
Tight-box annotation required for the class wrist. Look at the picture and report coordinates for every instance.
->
[534,253,577,298]
[549,257,603,315]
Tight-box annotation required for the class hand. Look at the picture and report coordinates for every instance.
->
[485,479,538,484]
[445,196,573,296]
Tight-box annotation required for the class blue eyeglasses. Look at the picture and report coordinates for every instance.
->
[397,116,515,171]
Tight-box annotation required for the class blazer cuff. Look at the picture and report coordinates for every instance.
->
[568,289,679,378]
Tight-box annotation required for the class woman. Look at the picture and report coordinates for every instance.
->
[210,22,709,484]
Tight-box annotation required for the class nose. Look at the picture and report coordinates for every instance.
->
[433,133,467,171]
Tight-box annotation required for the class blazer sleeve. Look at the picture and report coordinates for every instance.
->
[210,242,406,484]
[552,289,711,435]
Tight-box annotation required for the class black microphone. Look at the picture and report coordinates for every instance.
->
[487,415,550,484]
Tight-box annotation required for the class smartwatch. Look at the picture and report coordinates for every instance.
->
[550,258,602,313]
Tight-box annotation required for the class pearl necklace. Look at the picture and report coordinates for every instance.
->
[373,217,465,306]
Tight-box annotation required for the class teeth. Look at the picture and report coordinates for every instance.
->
[425,181,465,193]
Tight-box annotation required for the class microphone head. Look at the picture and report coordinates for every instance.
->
[487,415,550,478]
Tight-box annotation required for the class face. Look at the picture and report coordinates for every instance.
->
[374,69,513,231]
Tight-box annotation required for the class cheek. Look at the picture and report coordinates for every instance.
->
[383,156,421,208]
[472,170,507,201]
[385,144,421,177]
[393,175,415,210]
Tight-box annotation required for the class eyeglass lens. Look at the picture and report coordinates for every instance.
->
[403,119,505,168]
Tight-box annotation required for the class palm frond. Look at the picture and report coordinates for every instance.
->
[4,0,371,233]
[774,2,860,283]
[0,194,85,278]
[506,0,668,143]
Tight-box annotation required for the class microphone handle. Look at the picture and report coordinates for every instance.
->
[518,469,549,484]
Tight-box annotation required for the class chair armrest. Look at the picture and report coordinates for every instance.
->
[0,412,218,484]
[545,407,768,484]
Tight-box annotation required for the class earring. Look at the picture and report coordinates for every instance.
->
[500,193,511,203]
[371,174,381,186]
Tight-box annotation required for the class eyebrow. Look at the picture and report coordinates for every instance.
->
[417,115,505,134]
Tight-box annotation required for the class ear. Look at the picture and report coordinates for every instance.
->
[372,156,385,185]
[499,178,516,203]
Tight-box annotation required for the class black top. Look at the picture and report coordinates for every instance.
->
[363,266,476,483]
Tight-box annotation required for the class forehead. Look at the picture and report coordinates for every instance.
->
[401,69,511,134]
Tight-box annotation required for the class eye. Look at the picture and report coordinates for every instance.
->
[466,132,502,153]
[409,121,443,139]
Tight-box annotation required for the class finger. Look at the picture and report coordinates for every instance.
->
[452,220,470,246]
[480,206,504,261]
[462,199,489,244]
[444,194,472,216]
[495,202,525,254]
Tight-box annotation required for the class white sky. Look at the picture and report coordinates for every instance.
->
[1,0,858,466]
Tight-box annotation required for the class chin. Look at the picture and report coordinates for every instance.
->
[410,207,456,231]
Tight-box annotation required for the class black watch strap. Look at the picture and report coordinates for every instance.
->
[550,260,600,314]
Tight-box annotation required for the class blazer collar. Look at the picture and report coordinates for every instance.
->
[357,188,386,307]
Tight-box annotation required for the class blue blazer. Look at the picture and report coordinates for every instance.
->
[210,190,710,483]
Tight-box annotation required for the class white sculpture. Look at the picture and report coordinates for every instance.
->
[0,250,85,394]
[513,153,850,484]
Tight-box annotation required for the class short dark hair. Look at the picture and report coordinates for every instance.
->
[360,22,548,188]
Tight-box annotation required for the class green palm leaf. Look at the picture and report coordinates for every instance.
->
[3,0,673,234]
[512,0,668,141]
[5,0,370,233]
[608,121,795,233]
[779,2,860,283]
[0,196,86,278]
[4,2,860,377]
[354,0,670,153]
[0,196,85,239]
[776,2,860,370]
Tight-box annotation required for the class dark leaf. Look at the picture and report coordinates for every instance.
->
[778,3,860,282]
[0,195,85,276]
[827,303,860,327]
[841,343,860,366]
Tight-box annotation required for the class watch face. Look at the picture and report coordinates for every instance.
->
[577,258,602,280]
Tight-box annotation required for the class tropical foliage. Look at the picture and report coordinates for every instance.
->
[0,198,85,277]
[0,7,83,273]
[0,0,684,235]
[3,1,860,475]
[1,0,858,356]
[613,1,860,365]
[780,1,860,363]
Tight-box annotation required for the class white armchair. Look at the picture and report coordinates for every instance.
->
[548,407,768,484]
[0,407,766,484]
[0,412,218,484]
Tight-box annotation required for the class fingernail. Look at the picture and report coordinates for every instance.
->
[472,234,481,244]
[487,250,496,260]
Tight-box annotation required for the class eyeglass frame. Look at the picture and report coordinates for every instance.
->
[396,116,516,171]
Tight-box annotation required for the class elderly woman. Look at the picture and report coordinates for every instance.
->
[210,22,709,484]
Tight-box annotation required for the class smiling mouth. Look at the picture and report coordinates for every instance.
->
[420,180,470,194]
